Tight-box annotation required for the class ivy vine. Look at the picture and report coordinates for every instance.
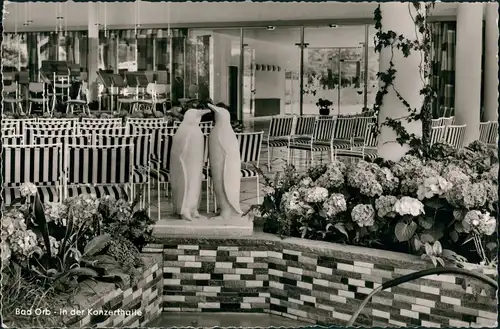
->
[372,2,436,157]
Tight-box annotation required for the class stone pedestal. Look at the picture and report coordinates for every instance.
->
[153,213,253,237]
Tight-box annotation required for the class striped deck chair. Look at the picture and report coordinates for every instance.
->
[2,143,63,205]
[2,123,18,134]
[487,122,498,146]
[334,123,378,162]
[292,116,316,140]
[2,127,17,137]
[441,116,455,126]
[24,127,75,145]
[95,134,152,212]
[64,144,134,200]
[480,122,491,143]
[265,116,295,171]
[33,134,93,161]
[353,116,375,142]
[81,117,123,126]
[443,125,466,149]
[430,126,447,146]
[209,131,264,212]
[287,117,336,167]
[37,118,79,127]
[77,126,128,140]
[2,135,24,146]
[331,117,357,149]
[75,122,123,131]
[128,121,172,135]
[431,118,443,128]
[126,117,167,126]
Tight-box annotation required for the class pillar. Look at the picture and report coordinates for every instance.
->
[483,2,499,122]
[87,2,99,102]
[377,3,424,162]
[454,3,483,144]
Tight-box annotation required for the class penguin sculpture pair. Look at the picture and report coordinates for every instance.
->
[170,104,243,221]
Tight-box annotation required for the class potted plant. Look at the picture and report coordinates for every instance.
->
[316,98,333,116]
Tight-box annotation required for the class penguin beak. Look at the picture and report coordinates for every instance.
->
[207,104,219,113]
[199,109,211,116]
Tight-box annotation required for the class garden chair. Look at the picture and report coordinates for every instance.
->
[37,117,79,128]
[76,126,128,142]
[81,117,123,126]
[173,120,213,135]
[430,125,447,146]
[333,123,378,162]
[95,134,152,215]
[486,122,498,146]
[2,82,24,114]
[27,82,50,115]
[2,143,63,205]
[285,116,317,166]
[24,126,74,145]
[443,124,466,149]
[210,131,264,212]
[480,122,491,143]
[63,144,134,200]
[33,134,93,161]
[1,123,18,135]
[136,83,169,113]
[330,117,358,149]
[287,117,336,167]
[114,75,140,113]
[3,118,37,136]
[65,82,91,115]
[265,115,295,171]
[352,116,375,143]
[48,72,72,113]
[441,116,455,126]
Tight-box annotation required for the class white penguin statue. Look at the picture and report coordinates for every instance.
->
[207,103,243,220]
[170,108,211,221]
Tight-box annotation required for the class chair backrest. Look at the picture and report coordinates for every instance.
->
[26,121,72,129]
[236,131,264,164]
[2,143,63,186]
[3,118,37,134]
[75,122,121,130]
[444,125,466,149]
[81,118,123,126]
[133,127,176,165]
[129,121,173,134]
[431,118,443,128]
[3,82,18,94]
[334,117,356,140]
[33,134,93,146]
[441,116,455,126]
[95,134,152,168]
[293,116,316,136]
[77,127,128,139]
[126,117,166,129]
[268,116,294,139]
[364,123,378,148]
[65,144,134,185]
[37,118,79,127]
[354,116,375,138]
[487,122,498,144]
[480,122,491,143]
[24,127,75,144]
[1,123,18,134]
[312,117,336,142]
[430,126,447,145]
[1,135,24,146]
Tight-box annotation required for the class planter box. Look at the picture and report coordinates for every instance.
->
[61,254,163,327]
[144,232,498,328]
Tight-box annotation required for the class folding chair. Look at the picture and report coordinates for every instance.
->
[27,82,50,115]
[2,82,24,114]
[430,126,447,146]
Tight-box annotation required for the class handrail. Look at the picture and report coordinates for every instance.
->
[347,266,498,326]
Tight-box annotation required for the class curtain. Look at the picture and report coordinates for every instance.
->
[430,22,457,118]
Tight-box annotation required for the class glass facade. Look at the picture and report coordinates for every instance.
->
[2,25,378,116]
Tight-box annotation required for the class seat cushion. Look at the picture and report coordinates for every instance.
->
[3,186,60,205]
[3,98,22,103]
[205,167,257,179]
[66,100,87,104]
[149,168,170,183]
[268,139,289,148]
[330,141,352,149]
[133,168,149,184]
[67,185,128,200]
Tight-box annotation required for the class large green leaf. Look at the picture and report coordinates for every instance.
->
[33,193,51,257]
[67,267,99,278]
[83,234,111,256]
[395,221,418,242]
[334,223,349,239]
[418,216,434,230]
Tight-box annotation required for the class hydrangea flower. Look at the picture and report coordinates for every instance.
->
[347,167,383,198]
[44,202,68,226]
[351,204,376,227]
[262,186,275,196]
[377,167,400,193]
[462,182,487,210]
[442,166,471,186]
[64,194,100,227]
[282,189,309,216]
[322,193,347,218]
[1,240,11,266]
[375,195,398,218]
[315,162,345,190]
[391,155,423,178]
[394,196,425,217]
[9,229,38,261]
[463,210,496,236]
[416,176,453,200]
[303,186,329,203]
[19,182,37,197]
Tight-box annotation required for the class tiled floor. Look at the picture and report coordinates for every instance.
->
[147,312,308,327]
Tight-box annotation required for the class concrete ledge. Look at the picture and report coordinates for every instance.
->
[153,213,253,237]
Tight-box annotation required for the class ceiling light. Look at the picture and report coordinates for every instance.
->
[329,24,338,28]
[266,26,275,31]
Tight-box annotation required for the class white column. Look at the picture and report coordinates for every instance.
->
[483,2,499,122]
[377,3,424,162]
[87,2,100,102]
[454,3,483,144]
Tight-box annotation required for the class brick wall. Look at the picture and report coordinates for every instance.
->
[144,237,498,328]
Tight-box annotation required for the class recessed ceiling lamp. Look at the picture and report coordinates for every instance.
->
[266,26,275,31]
[329,24,338,28]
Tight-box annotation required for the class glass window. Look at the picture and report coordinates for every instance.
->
[1,34,28,70]
[137,35,154,71]
[117,33,137,72]
[185,31,211,101]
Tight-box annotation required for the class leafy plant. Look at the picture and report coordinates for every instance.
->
[316,98,333,115]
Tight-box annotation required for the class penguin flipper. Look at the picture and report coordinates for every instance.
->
[222,149,243,215]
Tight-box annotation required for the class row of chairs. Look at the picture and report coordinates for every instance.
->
[431,116,455,128]
[263,115,376,168]
[479,121,498,146]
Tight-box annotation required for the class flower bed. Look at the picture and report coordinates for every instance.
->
[1,190,158,328]
[251,141,497,269]
[146,234,497,327]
